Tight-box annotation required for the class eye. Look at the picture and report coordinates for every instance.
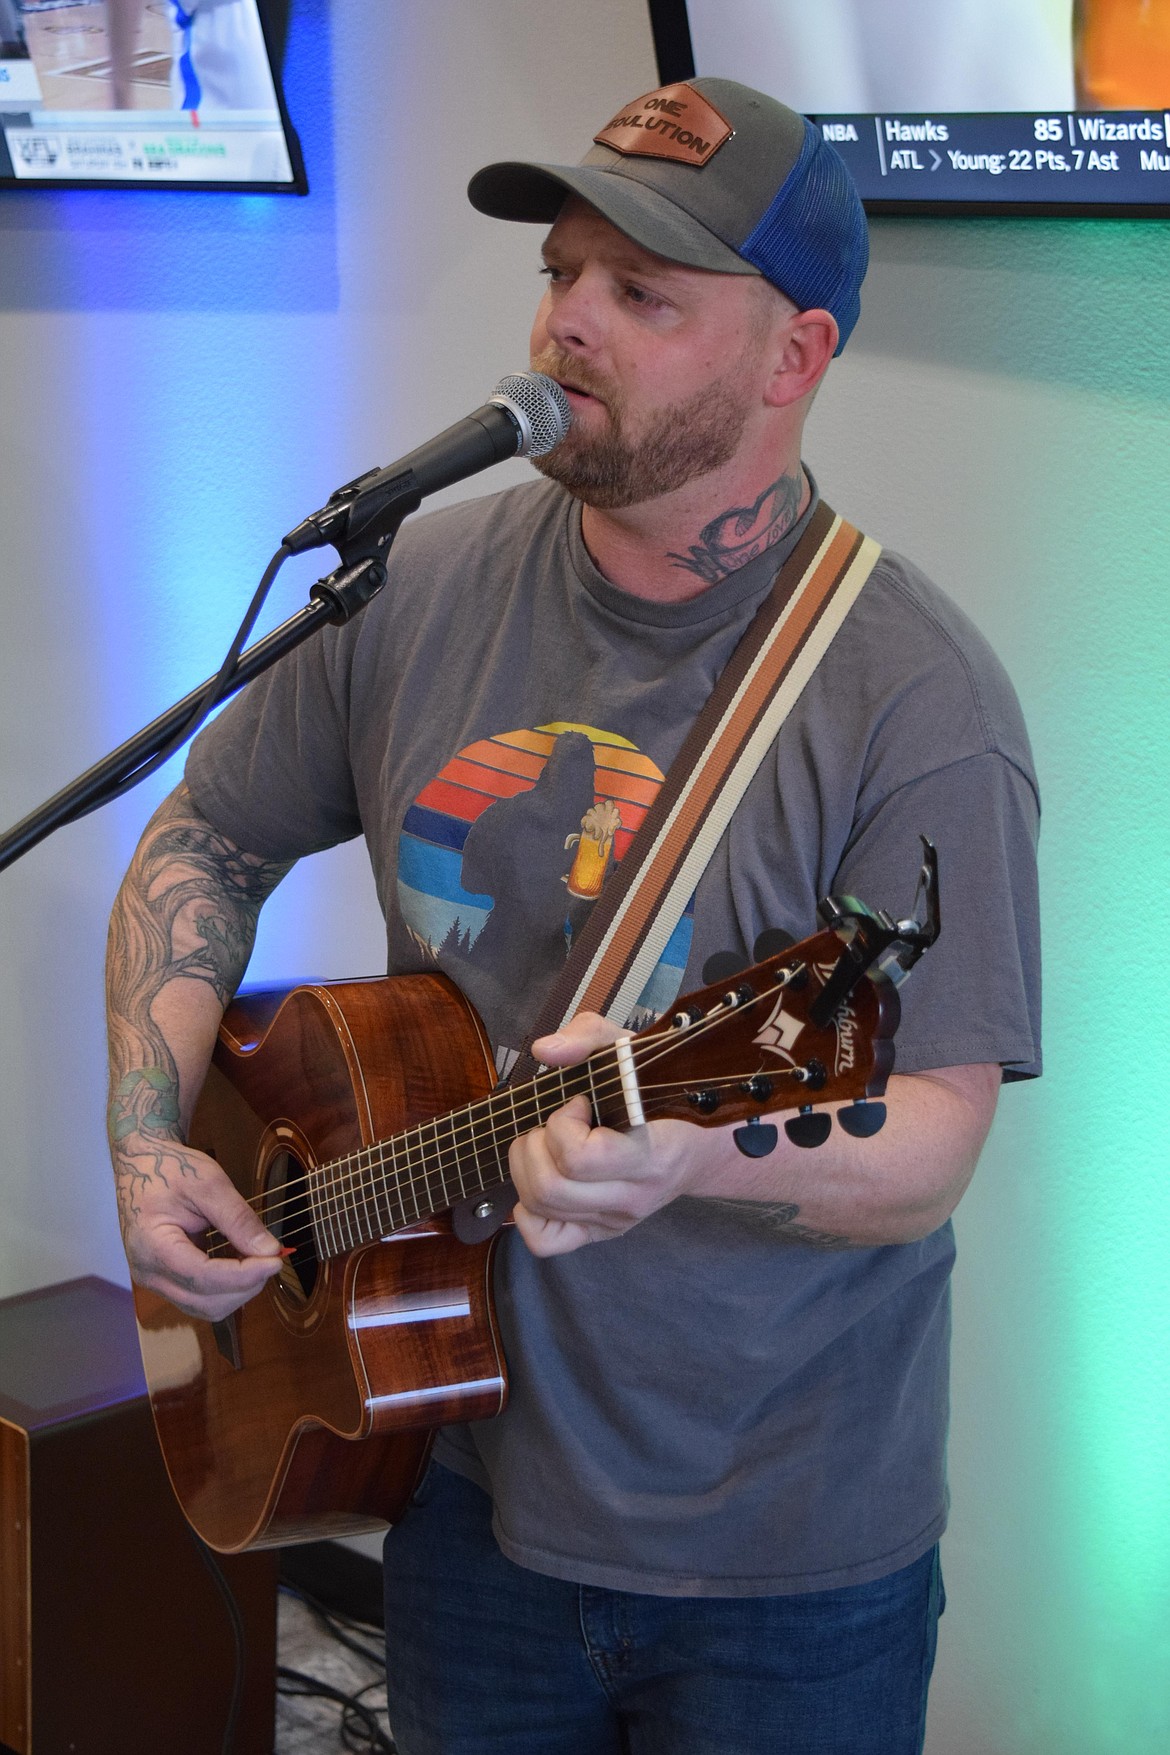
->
[624,282,667,312]
[539,264,569,285]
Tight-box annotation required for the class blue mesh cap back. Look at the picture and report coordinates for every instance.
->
[740,120,869,354]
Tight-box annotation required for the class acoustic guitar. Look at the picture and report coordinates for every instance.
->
[134,921,901,1553]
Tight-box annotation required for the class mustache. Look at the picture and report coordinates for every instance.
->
[531,349,619,413]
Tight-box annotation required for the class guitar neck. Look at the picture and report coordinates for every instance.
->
[300,929,900,1264]
[309,1057,610,1261]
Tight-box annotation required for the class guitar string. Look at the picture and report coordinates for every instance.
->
[201,974,803,1244]
[198,1060,804,1261]
[202,979,821,1258]
[203,1069,805,1260]
[202,1060,799,1224]
[206,1024,820,1263]
[200,972,832,1258]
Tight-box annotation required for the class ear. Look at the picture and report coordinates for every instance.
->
[763,308,839,409]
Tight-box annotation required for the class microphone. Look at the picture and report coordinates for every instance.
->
[283,371,572,557]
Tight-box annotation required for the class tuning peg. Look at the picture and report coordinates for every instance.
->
[702,950,746,985]
[733,1119,779,1158]
[784,1107,832,1149]
[753,927,795,963]
[836,1099,887,1138]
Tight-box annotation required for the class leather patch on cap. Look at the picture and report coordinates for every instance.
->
[594,83,733,167]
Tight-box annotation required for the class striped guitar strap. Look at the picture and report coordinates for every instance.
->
[450,501,882,1242]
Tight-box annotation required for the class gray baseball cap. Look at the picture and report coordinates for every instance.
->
[468,78,869,352]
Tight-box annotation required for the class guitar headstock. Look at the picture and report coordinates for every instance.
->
[590,925,900,1145]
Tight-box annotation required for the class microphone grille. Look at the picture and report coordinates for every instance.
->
[489,371,572,458]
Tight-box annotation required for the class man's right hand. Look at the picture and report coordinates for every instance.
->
[116,1139,284,1322]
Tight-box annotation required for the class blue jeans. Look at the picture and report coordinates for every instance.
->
[382,1463,944,1755]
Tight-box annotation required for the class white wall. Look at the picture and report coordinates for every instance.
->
[1,4,1167,1750]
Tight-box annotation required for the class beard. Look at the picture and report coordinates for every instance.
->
[530,346,758,510]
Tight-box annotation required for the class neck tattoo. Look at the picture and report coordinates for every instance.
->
[667,470,803,586]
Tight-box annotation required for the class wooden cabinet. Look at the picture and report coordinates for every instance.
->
[0,1276,276,1754]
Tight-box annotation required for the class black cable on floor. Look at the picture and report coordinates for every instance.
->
[282,1581,386,1667]
[278,1583,396,1752]
[278,1666,395,1752]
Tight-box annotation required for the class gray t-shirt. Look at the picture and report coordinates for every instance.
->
[187,475,1040,1595]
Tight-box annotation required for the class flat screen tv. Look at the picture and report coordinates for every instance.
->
[648,0,1170,215]
[0,0,304,190]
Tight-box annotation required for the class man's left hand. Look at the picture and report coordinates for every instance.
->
[508,1012,702,1256]
[507,1011,1003,1259]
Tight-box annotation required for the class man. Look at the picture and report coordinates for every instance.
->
[107,79,1040,1753]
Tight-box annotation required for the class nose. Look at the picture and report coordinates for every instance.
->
[543,269,606,356]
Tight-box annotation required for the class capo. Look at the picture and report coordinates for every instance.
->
[810,837,941,1030]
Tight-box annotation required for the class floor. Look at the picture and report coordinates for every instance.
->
[276,1588,395,1754]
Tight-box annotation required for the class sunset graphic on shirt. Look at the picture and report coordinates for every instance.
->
[397,721,694,1027]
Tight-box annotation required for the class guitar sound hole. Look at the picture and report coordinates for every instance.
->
[263,1149,320,1305]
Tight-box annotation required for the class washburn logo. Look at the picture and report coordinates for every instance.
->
[752,995,804,1066]
[815,960,857,1074]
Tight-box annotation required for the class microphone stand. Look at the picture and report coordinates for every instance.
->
[0,490,420,876]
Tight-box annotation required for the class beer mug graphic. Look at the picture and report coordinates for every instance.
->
[564,799,623,899]
[1075,0,1170,108]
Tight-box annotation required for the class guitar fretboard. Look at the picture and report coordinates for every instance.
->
[307,1058,601,1260]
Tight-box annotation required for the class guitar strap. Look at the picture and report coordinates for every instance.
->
[450,500,881,1240]
[522,500,881,1056]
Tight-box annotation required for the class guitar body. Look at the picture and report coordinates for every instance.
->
[134,973,504,1553]
[135,919,905,1554]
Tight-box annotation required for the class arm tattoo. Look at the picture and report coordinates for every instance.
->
[667,470,803,586]
[106,782,292,1232]
[709,1197,856,1250]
